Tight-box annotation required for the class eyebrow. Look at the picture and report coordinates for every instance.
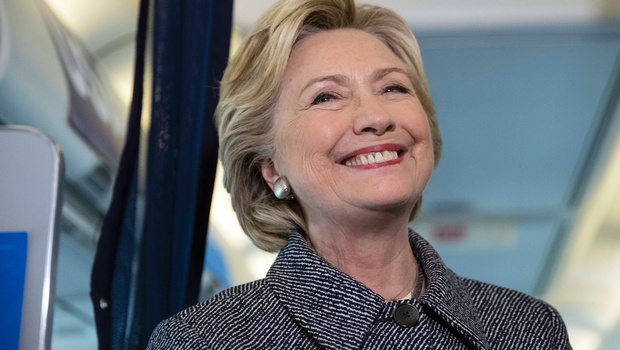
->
[372,67,410,81]
[301,66,411,93]
[301,74,349,93]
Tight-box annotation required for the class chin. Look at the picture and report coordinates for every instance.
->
[371,185,421,203]
[359,192,419,214]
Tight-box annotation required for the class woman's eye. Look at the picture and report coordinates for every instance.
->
[384,85,410,94]
[311,92,336,105]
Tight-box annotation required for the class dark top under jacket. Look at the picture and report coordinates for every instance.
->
[148,231,572,349]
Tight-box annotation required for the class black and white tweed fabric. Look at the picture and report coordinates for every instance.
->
[148,231,572,349]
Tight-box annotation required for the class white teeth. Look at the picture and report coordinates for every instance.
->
[383,150,392,161]
[368,154,376,164]
[344,151,398,167]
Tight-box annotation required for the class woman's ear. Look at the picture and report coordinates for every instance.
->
[260,159,280,191]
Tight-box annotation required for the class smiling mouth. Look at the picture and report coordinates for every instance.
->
[343,150,400,167]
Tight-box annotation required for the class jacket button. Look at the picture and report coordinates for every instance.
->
[393,304,419,327]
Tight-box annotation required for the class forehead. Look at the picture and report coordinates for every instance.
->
[283,28,408,82]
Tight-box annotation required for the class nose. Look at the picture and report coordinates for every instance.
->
[352,96,395,136]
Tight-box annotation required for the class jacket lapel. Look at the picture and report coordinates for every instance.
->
[267,233,385,350]
[411,232,491,349]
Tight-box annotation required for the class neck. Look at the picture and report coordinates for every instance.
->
[305,212,418,301]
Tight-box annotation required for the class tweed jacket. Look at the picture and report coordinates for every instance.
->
[148,231,572,349]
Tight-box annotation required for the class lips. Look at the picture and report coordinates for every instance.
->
[344,150,398,166]
[338,144,405,167]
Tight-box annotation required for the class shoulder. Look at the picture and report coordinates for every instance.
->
[462,277,562,322]
[148,279,288,349]
[461,277,571,349]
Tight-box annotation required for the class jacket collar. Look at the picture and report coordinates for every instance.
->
[411,232,490,349]
[266,231,490,349]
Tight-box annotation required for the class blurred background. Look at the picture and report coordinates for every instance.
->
[1,0,620,348]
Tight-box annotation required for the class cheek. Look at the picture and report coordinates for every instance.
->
[275,118,343,190]
[415,139,436,189]
[274,121,325,175]
[406,105,434,147]
[300,112,342,137]
[421,145,435,175]
[406,108,435,172]
[284,116,342,155]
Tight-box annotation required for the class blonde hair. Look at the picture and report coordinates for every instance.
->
[215,0,442,252]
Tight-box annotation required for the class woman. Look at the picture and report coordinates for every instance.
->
[148,0,572,348]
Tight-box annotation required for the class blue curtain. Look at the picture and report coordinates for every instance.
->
[90,0,233,348]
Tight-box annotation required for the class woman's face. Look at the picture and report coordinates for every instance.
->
[262,28,434,227]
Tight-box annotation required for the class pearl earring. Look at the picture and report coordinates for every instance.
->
[273,176,293,199]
